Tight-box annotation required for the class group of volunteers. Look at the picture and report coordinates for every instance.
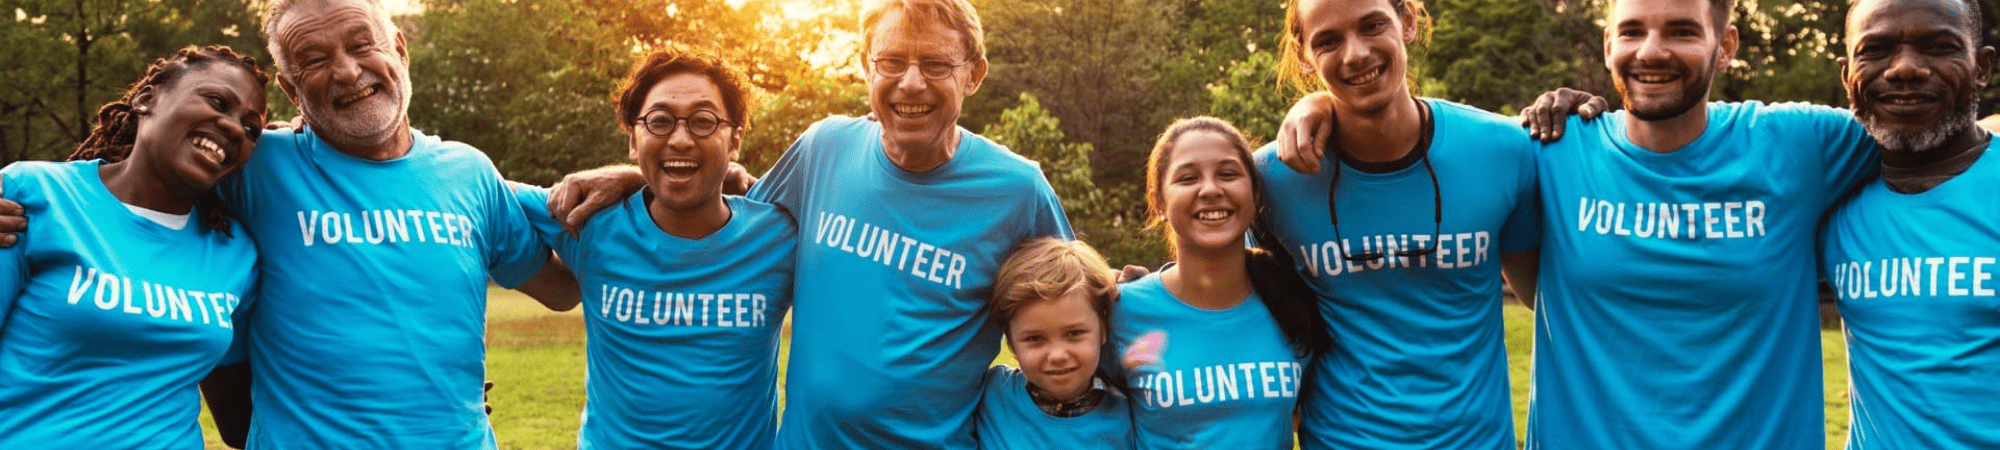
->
[0,0,1991,448]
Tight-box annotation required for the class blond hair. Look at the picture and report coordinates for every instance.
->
[860,0,986,62]
[990,237,1118,334]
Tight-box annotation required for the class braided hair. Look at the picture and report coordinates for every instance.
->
[68,46,269,236]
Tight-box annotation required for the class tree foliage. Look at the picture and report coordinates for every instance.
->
[1421,0,1607,113]
[983,93,1166,267]
[740,72,867,176]
[0,0,269,165]
[407,0,845,186]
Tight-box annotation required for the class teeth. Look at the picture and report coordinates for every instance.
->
[337,85,376,106]
[1346,67,1384,85]
[1635,75,1674,83]
[193,137,223,160]
[1196,210,1230,220]
[663,160,697,169]
[894,104,932,115]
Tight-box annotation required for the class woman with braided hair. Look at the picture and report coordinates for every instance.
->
[0,45,267,448]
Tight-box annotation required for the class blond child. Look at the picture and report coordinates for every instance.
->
[973,237,1134,449]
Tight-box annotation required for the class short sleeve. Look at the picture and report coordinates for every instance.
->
[480,169,550,288]
[1498,139,1541,253]
[0,166,35,347]
[216,289,256,366]
[1027,179,1075,240]
[507,183,580,260]
[747,121,819,213]
[1764,103,1879,208]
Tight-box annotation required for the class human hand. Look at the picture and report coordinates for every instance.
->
[546,165,646,235]
[0,180,22,247]
[1117,264,1151,283]
[1276,92,1336,174]
[722,162,757,196]
[1519,87,1607,142]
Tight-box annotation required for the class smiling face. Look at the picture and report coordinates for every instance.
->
[864,7,986,169]
[1296,0,1417,115]
[1158,131,1258,255]
[1841,0,1994,153]
[631,72,739,216]
[271,0,412,151]
[130,63,268,195]
[1604,0,1736,121]
[1006,289,1105,401]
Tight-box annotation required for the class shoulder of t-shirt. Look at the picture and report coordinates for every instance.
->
[1250,141,1281,169]
[728,195,799,236]
[960,132,1063,193]
[0,159,76,183]
[1426,97,1526,135]
[1114,271,1168,303]
[796,115,873,154]
[1723,100,1852,128]
[409,129,502,173]
[1427,97,1536,156]
[0,160,85,202]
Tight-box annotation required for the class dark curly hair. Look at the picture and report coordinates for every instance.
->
[67,45,269,236]
[613,44,752,137]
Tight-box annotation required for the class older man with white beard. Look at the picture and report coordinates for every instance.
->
[201,0,582,448]
[1818,0,1999,448]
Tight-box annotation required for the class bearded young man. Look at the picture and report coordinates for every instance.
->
[1273,0,1877,447]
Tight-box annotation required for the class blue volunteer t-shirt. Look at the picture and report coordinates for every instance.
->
[750,116,1072,449]
[1253,98,1539,450]
[1820,138,2000,450]
[1528,102,1875,450]
[514,186,795,449]
[973,365,1134,450]
[0,160,257,449]
[1108,273,1303,449]
[217,127,547,450]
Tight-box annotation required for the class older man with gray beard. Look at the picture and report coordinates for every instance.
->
[1817,0,1999,448]
[214,0,581,448]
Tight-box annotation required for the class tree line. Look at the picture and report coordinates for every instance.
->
[6,0,1998,267]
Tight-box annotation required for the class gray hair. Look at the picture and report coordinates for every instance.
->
[261,0,397,77]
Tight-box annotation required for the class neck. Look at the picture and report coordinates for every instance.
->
[646,193,732,240]
[883,131,959,173]
[1879,127,1991,194]
[1881,126,1990,168]
[1163,245,1251,310]
[1334,96,1423,163]
[1624,101,1710,152]
[329,125,415,161]
[98,160,197,214]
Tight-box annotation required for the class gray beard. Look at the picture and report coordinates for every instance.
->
[1864,94,1980,154]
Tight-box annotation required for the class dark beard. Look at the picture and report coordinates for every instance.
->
[1614,49,1718,121]
[1618,69,1715,121]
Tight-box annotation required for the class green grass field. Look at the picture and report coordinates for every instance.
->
[200,288,1852,449]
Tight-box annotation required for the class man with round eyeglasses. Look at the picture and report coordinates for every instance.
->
[510,45,799,450]
[544,0,1072,448]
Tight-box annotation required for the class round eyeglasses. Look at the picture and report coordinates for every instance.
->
[636,110,729,138]
[870,58,968,81]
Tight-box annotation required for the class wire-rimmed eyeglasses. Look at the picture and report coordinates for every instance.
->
[1326,155,1443,262]
[636,109,730,138]
[870,58,968,80]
